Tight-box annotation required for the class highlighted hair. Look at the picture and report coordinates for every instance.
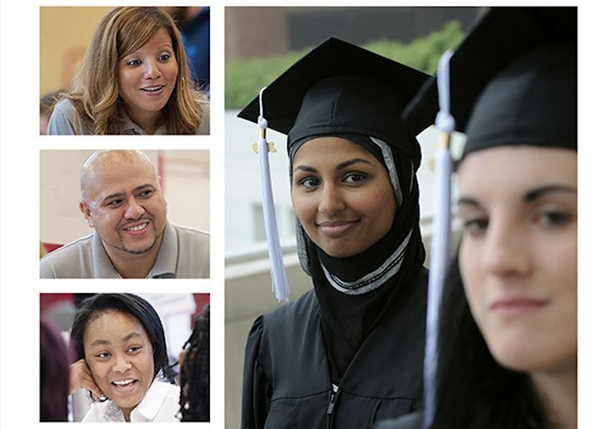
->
[62,7,204,134]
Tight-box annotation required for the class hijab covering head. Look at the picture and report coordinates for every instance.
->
[239,37,435,381]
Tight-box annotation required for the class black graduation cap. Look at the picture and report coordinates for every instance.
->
[404,7,577,156]
[237,37,436,164]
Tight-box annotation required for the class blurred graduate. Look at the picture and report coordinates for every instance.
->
[376,7,577,429]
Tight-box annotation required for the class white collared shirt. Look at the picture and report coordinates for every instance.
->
[82,379,180,422]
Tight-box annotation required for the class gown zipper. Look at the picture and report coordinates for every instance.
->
[326,383,339,428]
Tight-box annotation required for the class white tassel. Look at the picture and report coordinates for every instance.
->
[435,50,456,134]
[423,49,454,429]
[257,87,290,303]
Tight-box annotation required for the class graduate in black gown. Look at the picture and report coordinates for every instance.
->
[375,7,578,429]
[237,38,436,429]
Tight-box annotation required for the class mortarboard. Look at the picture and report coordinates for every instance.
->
[237,37,437,302]
[403,7,578,429]
[238,36,436,164]
[405,6,577,154]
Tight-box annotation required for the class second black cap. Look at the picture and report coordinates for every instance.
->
[404,6,577,151]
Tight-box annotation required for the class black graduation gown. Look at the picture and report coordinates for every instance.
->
[241,267,428,429]
[372,412,423,429]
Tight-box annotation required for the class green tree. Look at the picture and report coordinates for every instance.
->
[225,20,465,110]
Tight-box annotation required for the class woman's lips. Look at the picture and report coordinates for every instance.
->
[141,85,164,96]
[490,298,548,316]
[111,378,138,394]
[317,220,358,237]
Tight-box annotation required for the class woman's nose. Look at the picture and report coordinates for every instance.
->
[144,59,161,79]
[112,355,132,373]
[482,221,531,278]
[318,184,345,216]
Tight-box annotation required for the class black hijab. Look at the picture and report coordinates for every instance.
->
[288,75,426,383]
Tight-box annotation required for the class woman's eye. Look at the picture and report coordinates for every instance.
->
[343,172,366,184]
[159,53,172,61]
[463,217,488,235]
[128,346,142,354]
[126,59,141,67]
[96,352,110,359]
[298,177,320,189]
[536,210,573,227]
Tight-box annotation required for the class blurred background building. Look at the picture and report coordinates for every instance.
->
[225,7,480,62]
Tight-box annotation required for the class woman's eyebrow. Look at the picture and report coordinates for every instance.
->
[292,158,372,174]
[122,332,144,343]
[457,184,577,208]
[524,184,577,202]
[90,338,111,347]
[89,332,144,347]
[336,158,372,171]
[457,196,480,208]
[292,165,317,174]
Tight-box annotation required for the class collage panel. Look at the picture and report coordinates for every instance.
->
[223,6,581,429]
[40,6,210,136]
[223,7,479,428]
[39,149,211,279]
[40,292,210,422]
[40,150,210,279]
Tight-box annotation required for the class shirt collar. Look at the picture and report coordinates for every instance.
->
[130,379,175,421]
[117,106,166,135]
[92,221,177,278]
[97,379,175,422]
[149,221,178,278]
[92,233,122,278]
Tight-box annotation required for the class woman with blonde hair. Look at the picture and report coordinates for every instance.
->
[47,7,209,135]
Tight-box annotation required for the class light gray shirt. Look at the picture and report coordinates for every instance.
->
[40,222,210,278]
[47,98,210,135]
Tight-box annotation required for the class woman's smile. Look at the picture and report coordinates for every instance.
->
[489,295,549,317]
[140,85,165,96]
[110,377,140,395]
[316,219,360,237]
